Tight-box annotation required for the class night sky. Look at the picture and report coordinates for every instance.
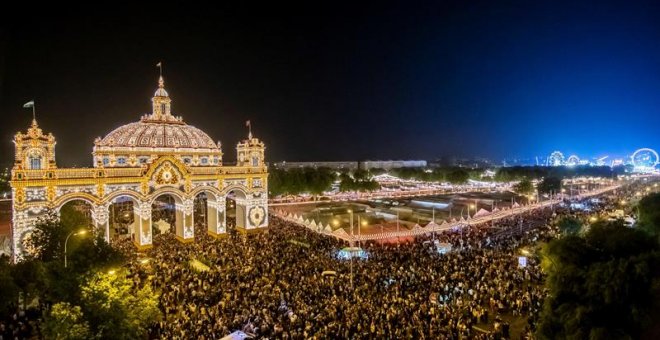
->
[1,1,660,167]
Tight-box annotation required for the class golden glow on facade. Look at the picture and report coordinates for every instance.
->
[10,76,268,257]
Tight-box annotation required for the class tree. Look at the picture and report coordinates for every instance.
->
[11,258,47,310]
[513,178,534,195]
[556,216,583,235]
[0,256,19,316]
[637,192,660,241]
[81,270,161,339]
[537,220,660,339]
[537,177,561,194]
[24,209,67,262]
[42,302,91,340]
[339,172,355,192]
[446,169,469,184]
[268,167,336,197]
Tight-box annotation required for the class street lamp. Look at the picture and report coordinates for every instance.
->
[64,229,87,268]
[347,209,354,292]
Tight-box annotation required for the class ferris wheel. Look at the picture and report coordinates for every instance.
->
[631,148,659,171]
[548,151,564,166]
[566,155,580,166]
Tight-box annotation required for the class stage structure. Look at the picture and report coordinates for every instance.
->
[10,74,268,257]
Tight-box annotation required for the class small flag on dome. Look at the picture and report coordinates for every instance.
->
[245,120,250,127]
[156,62,162,67]
[23,100,34,108]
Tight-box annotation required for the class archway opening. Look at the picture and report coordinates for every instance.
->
[226,189,247,230]
[109,196,135,243]
[194,191,222,235]
[152,195,177,236]
[58,199,94,230]
[194,192,208,229]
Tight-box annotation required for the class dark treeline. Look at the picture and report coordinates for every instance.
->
[338,169,379,192]
[494,165,627,182]
[268,166,484,197]
[388,167,479,184]
[268,167,337,197]
[268,165,630,197]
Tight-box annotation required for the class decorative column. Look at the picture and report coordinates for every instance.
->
[245,196,268,232]
[175,199,194,243]
[234,196,248,232]
[134,201,152,249]
[207,199,226,237]
[91,203,110,242]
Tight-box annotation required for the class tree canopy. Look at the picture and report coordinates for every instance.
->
[389,167,479,184]
[269,167,336,196]
[537,177,562,194]
[537,220,660,339]
[42,302,91,340]
[513,178,534,195]
[556,216,583,236]
[637,192,660,242]
[80,270,161,339]
[494,165,623,182]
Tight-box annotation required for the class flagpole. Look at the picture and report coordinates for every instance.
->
[32,102,36,122]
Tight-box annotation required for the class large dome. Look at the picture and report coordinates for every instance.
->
[92,75,223,168]
[96,121,218,149]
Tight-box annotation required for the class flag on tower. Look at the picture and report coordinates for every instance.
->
[156,62,162,67]
[23,100,34,108]
[245,120,250,127]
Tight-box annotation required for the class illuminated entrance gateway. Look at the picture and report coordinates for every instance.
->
[10,75,268,257]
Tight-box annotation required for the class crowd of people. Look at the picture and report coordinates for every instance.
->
[1,183,642,339]
[115,204,568,339]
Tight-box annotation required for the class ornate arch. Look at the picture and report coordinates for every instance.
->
[222,184,250,199]
[191,185,222,201]
[144,155,189,179]
[52,192,98,210]
[103,190,144,204]
[149,187,186,204]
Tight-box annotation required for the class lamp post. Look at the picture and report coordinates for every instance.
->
[64,229,87,268]
[347,209,354,292]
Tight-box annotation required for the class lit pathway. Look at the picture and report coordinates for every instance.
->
[271,184,622,242]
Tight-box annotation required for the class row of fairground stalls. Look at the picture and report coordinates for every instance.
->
[271,209,456,256]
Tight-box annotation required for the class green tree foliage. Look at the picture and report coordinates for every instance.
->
[637,192,660,241]
[268,167,336,196]
[445,169,470,184]
[81,270,162,339]
[42,302,91,340]
[338,171,380,192]
[537,177,562,194]
[389,167,481,183]
[24,206,123,269]
[0,257,19,316]
[11,258,47,310]
[494,165,621,182]
[513,178,534,195]
[537,221,660,339]
[22,206,124,304]
[556,216,583,235]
